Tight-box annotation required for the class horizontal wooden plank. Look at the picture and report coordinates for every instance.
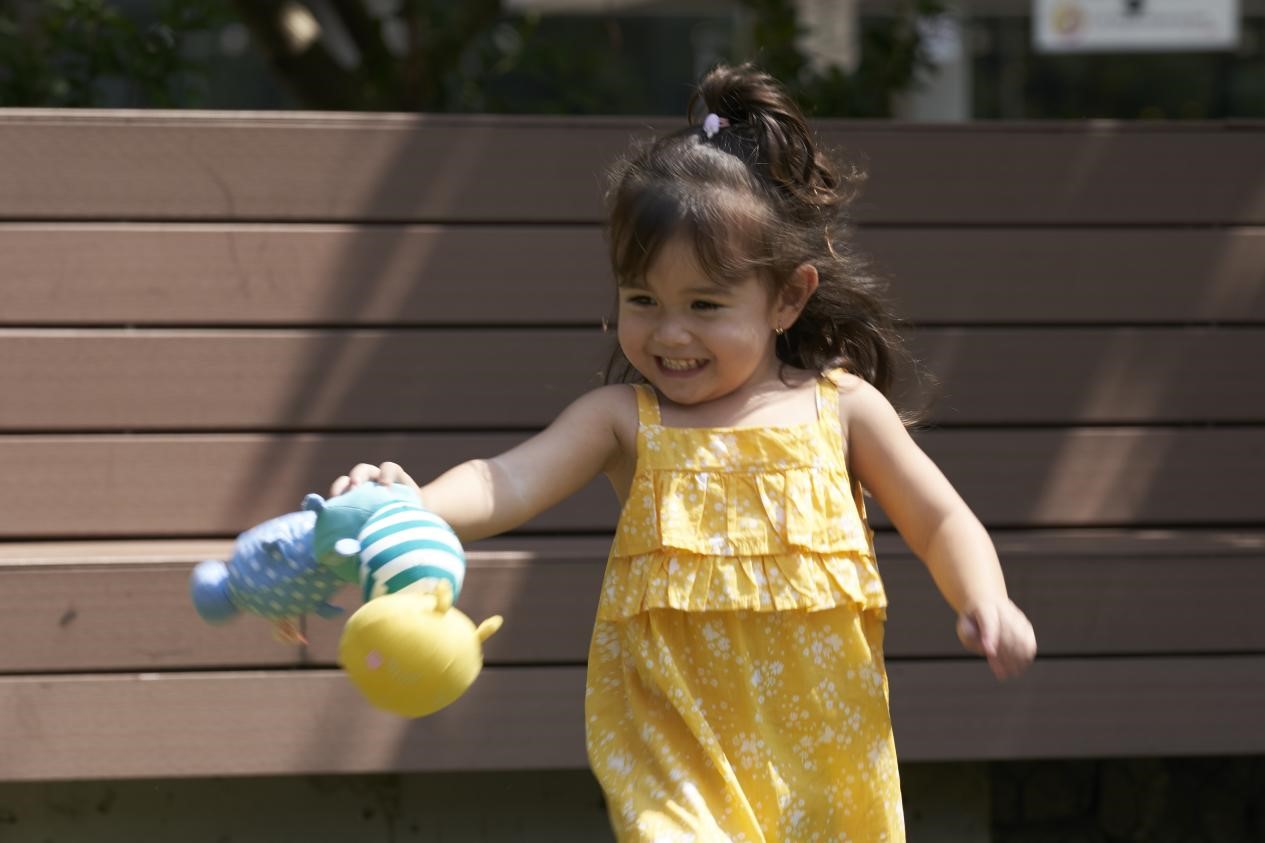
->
[3,531,1262,673]
[5,225,1265,326]
[4,655,1263,780]
[3,327,1261,430]
[0,667,589,781]
[0,113,620,224]
[0,429,1262,539]
[1,112,1262,224]
[887,656,1265,762]
[903,327,1265,424]
[856,227,1265,325]
[0,432,617,538]
[0,538,605,673]
[921,428,1265,528]
[0,224,614,326]
[0,329,607,431]
[850,124,1265,225]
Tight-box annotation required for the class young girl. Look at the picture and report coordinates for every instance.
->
[332,63,1036,842]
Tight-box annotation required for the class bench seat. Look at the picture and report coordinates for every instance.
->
[3,530,1263,780]
[1,112,1261,784]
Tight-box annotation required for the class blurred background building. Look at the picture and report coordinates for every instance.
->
[1,0,1262,119]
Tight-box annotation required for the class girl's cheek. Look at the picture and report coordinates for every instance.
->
[615,322,639,355]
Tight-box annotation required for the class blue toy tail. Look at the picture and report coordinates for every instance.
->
[190,559,239,623]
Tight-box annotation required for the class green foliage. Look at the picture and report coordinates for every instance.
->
[0,0,229,107]
[0,0,943,115]
[456,15,650,115]
[741,0,946,117]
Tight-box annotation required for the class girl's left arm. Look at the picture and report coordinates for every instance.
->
[333,386,628,544]
[842,378,1037,680]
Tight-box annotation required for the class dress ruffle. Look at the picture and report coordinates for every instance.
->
[595,549,887,620]
[600,373,886,620]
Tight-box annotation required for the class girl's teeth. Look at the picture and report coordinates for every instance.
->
[661,358,703,371]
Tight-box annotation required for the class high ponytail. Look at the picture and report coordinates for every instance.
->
[690,64,853,213]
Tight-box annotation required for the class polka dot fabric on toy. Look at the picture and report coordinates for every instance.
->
[224,510,342,620]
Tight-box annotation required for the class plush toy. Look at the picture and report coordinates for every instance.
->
[189,506,343,644]
[340,583,502,718]
[190,483,419,642]
[311,483,419,583]
[190,486,501,717]
[334,499,503,717]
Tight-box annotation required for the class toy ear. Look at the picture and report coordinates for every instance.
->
[433,578,454,612]
[190,560,239,624]
[302,493,327,513]
[476,615,503,643]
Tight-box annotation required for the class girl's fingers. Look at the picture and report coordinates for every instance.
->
[333,463,383,495]
[377,461,419,489]
[977,609,1000,658]
[959,608,999,658]
[347,463,378,485]
[990,611,1038,680]
[956,614,985,655]
[960,603,1038,680]
[330,462,419,499]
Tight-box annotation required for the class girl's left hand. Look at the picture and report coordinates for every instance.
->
[329,461,419,497]
[956,600,1037,680]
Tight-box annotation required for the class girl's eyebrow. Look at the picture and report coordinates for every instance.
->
[620,281,727,296]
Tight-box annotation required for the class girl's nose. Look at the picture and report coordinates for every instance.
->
[653,317,691,346]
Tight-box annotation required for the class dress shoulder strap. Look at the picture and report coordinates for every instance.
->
[632,383,661,426]
[815,369,847,455]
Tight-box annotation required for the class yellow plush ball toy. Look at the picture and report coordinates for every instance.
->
[339,581,502,718]
[335,500,502,718]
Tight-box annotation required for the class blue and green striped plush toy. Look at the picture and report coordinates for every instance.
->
[335,499,502,718]
[334,499,467,603]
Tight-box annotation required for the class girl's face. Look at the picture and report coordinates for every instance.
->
[617,236,791,407]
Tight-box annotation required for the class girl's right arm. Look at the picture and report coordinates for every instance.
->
[330,385,630,543]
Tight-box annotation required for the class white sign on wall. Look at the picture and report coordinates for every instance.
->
[1034,0,1240,52]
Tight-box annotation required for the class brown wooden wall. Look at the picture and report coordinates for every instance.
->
[1,111,1263,781]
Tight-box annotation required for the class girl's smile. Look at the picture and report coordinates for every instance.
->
[657,357,708,374]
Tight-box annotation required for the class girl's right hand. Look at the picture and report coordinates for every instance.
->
[329,461,420,497]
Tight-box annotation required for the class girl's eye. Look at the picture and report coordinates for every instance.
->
[623,295,655,307]
[691,300,722,311]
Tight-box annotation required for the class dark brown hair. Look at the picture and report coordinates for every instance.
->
[604,63,922,415]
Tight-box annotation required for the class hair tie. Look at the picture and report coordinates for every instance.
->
[702,113,730,139]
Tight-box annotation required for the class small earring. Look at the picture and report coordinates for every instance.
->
[774,325,785,335]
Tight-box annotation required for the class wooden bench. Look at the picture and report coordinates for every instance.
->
[2,112,1263,781]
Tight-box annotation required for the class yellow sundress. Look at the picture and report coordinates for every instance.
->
[585,370,905,842]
